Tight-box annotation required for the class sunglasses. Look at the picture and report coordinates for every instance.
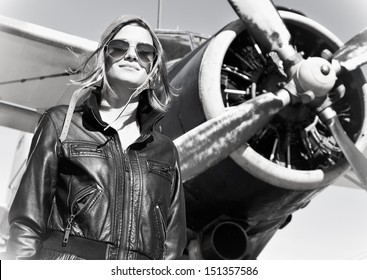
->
[105,39,157,65]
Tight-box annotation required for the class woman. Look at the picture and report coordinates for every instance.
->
[6,15,186,260]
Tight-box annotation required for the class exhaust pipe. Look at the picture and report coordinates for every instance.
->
[200,221,249,260]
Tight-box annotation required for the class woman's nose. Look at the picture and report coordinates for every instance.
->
[124,46,138,61]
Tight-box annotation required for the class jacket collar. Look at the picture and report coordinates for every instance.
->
[83,90,164,135]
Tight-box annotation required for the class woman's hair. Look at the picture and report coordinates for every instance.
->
[70,15,172,113]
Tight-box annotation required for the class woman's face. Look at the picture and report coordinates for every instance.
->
[105,24,155,90]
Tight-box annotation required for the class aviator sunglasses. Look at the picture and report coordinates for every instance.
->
[105,39,157,65]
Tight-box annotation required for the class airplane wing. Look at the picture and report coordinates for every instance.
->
[0,15,97,133]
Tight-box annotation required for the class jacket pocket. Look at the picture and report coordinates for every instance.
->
[153,204,167,258]
[70,183,102,216]
[69,143,107,159]
[63,183,102,246]
[146,159,173,182]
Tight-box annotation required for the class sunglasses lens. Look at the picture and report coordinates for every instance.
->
[136,43,157,63]
[106,40,157,64]
[106,40,129,59]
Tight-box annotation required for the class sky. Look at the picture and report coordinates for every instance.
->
[1,0,367,260]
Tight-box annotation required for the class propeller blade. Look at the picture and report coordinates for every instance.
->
[319,108,367,190]
[174,91,290,182]
[227,0,297,61]
[332,27,367,73]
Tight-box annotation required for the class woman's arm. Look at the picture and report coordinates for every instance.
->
[6,112,59,259]
[163,147,187,260]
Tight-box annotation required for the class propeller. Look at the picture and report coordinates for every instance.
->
[227,0,367,190]
[331,27,367,73]
[319,108,367,190]
[174,90,290,181]
[227,0,296,61]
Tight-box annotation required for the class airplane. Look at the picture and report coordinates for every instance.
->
[1,0,367,259]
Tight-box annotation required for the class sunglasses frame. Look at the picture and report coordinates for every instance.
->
[105,39,157,66]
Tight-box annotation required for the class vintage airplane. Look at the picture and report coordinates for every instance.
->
[1,0,367,259]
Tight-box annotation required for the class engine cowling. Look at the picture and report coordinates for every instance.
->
[198,11,367,190]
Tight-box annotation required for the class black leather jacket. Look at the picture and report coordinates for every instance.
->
[7,93,186,260]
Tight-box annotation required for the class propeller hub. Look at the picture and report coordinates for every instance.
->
[320,64,331,75]
[296,57,336,98]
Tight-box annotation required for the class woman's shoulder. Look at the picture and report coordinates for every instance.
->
[44,104,84,122]
[39,104,82,132]
[152,130,175,145]
[151,131,180,155]
[45,104,68,116]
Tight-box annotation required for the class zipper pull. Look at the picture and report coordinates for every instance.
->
[62,215,75,247]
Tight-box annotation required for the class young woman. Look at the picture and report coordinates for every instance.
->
[6,15,186,260]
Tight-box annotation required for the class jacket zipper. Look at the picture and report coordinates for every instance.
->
[124,148,135,259]
[156,204,167,240]
[112,131,153,259]
[62,185,99,246]
[72,146,103,153]
[62,215,75,246]
[154,204,167,258]
[112,134,128,259]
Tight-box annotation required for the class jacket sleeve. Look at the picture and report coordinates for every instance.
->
[6,112,59,259]
[163,146,187,260]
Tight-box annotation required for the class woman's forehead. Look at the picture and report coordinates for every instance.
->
[112,24,153,45]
